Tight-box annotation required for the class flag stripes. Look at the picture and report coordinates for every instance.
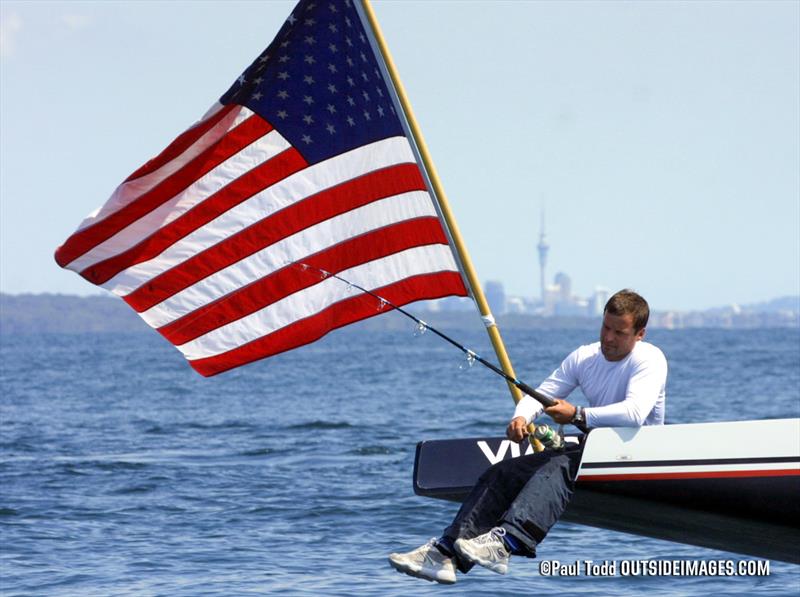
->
[99,136,421,298]
[82,145,307,285]
[127,163,427,317]
[73,104,245,235]
[177,244,460,360]
[136,190,439,329]
[122,103,238,185]
[189,271,466,377]
[158,217,448,345]
[56,109,271,270]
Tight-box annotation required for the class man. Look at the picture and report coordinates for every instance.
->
[388,289,667,584]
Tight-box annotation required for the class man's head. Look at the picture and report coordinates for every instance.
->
[600,290,649,361]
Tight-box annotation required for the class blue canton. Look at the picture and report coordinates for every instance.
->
[220,0,404,165]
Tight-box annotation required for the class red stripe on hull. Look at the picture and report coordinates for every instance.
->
[123,163,427,312]
[158,217,451,345]
[55,116,272,267]
[578,468,800,482]
[188,271,468,377]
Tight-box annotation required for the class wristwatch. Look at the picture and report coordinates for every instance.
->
[571,406,585,425]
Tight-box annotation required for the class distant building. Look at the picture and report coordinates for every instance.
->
[553,272,572,303]
[436,296,474,312]
[484,280,507,315]
[590,287,611,317]
[505,296,527,314]
[537,209,549,303]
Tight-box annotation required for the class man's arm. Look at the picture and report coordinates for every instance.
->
[585,352,667,427]
[506,348,581,440]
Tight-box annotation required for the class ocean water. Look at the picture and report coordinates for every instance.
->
[1,324,799,596]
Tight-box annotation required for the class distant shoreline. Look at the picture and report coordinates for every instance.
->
[1,293,797,334]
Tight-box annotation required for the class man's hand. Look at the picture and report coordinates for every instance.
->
[544,399,577,425]
[506,416,530,442]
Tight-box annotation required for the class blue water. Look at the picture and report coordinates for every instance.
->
[1,325,799,596]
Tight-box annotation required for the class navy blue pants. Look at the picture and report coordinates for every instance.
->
[442,443,583,573]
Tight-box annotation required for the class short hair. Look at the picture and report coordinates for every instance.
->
[604,289,649,331]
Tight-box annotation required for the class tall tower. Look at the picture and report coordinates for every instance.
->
[537,208,549,302]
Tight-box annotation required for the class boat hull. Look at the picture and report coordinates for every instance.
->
[413,418,800,563]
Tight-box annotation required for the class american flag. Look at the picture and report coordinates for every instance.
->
[55,0,468,376]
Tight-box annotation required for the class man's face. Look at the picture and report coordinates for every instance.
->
[600,312,645,361]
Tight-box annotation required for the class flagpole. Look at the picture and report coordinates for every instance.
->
[357,0,525,407]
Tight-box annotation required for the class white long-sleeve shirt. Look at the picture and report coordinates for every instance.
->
[513,340,667,428]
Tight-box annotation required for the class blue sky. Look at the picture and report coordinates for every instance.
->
[1,0,798,311]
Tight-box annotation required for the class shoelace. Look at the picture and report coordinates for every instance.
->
[472,527,506,545]
[423,538,443,561]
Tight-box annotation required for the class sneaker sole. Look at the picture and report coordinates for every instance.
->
[388,557,456,585]
[453,540,508,575]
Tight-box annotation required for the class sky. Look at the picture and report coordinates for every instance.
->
[1,0,798,312]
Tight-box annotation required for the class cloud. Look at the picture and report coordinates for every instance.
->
[62,14,92,30]
[0,12,23,59]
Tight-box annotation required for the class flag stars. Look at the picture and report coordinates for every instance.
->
[216,1,407,166]
[306,2,316,11]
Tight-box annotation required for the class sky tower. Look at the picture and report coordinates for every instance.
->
[537,209,549,302]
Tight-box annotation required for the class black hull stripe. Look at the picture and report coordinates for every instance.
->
[581,455,800,469]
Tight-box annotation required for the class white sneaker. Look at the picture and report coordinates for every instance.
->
[454,527,510,574]
[388,539,457,584]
